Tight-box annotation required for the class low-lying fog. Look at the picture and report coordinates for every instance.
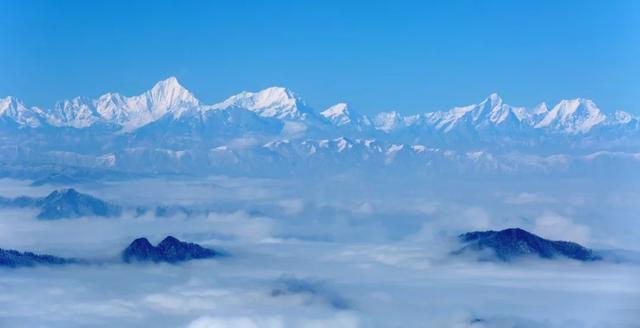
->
[0,174,639,327]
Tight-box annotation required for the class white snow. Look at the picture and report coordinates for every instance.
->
[335,137,351,152]
[321,103,352,125]
[535,98,606,133]
[211,87,307,120]
[387,144,405,154]
[46,77,199,130]
[373,111,403,132]
[0,96,45,127]
[412,145,427,153]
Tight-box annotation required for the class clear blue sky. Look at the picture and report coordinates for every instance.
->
[1,0,639,114]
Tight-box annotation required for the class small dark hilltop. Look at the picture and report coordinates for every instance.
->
[455,228,601,262]
[122,236,217,264]
[0,188,121,220]
[0,248,76,268]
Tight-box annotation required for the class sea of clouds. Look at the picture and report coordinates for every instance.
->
[0,173,639,327]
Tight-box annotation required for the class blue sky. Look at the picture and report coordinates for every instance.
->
[1,0,639,114]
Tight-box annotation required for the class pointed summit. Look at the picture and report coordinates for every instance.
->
[478,93,504,114]
[480,93,530,124]
[321,103,352,125]
[255,86,298,101]
[157,235,181,247]
[485,93,503,107]
[147,76,199,109]
[320,103,372,130]
[150,77,187,97]
[122,238,158,263]
[95,77,200,131]
[322,103,350,116]
[153,76,180,88]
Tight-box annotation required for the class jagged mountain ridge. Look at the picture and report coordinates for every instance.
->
[1,77,637,138]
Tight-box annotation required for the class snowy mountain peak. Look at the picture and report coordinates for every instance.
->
[0,96,30,114]
[323,102,349,116]
[257,86,298,101]
[484,93,503,107]
[613,110,634,124]
[147,76,199,109]
[98,77,200,130]
[531,102,549,115]
[212,86,309,120]
[374,111,403,132]
[535,98,606,133]
[448,94,503,119]
[152,76,180,89]
[0,96,20,113]
[321,103,373,130]
[0,96,45,127]
[49,97,100,128]
[321,103,352,125]
[429,93,523,132]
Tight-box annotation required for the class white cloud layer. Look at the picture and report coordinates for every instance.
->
[0,175,639,327]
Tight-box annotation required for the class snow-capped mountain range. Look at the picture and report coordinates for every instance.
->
[5,77,200,130]
[1,77,638,176]
[2,77,637,136]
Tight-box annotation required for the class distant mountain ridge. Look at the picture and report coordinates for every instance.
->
[1,78,639,176]
[1,77,637,137]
